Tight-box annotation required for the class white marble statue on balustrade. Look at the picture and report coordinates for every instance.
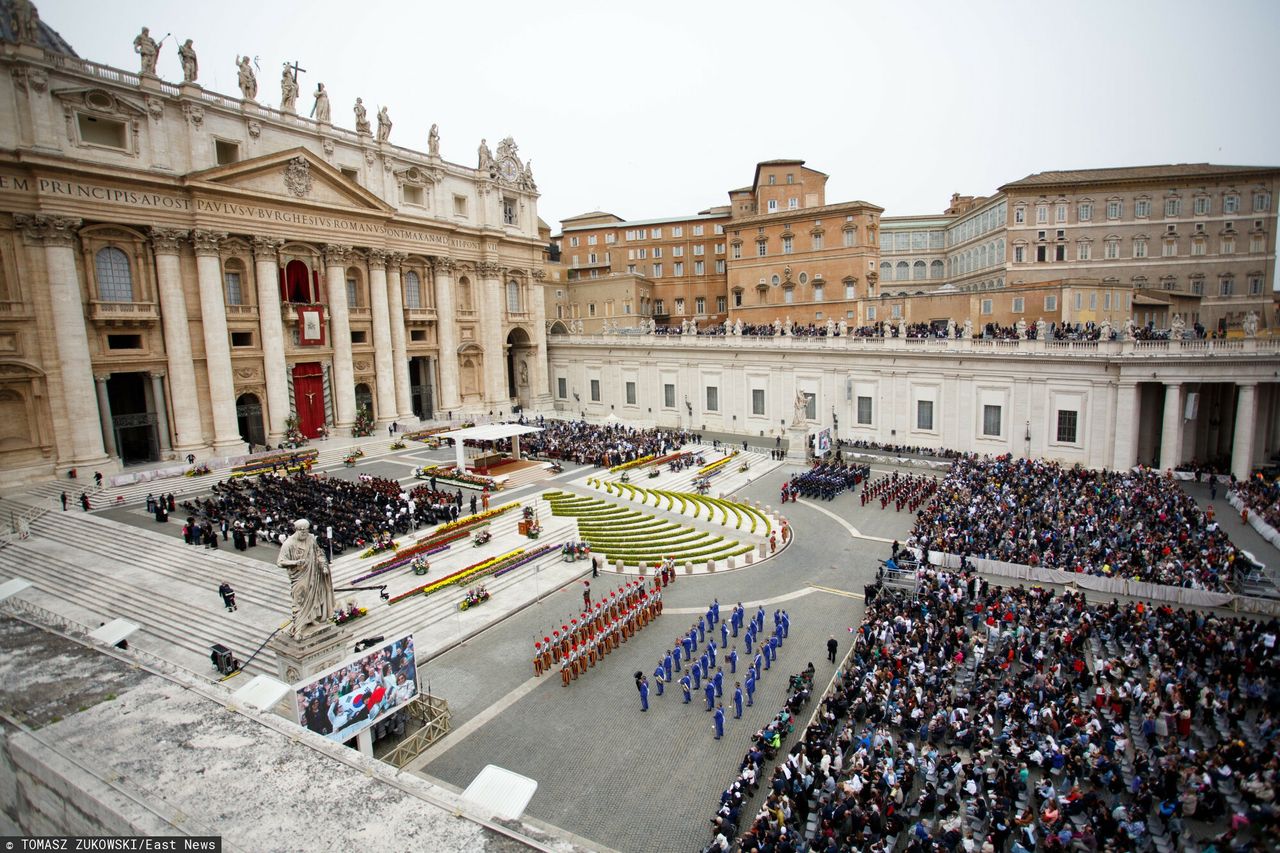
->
[478,139,494,176]
[838,320,847,337]
[235,55,257,100]
[377,106,392,143]
[1100,318,1113,340]
[353,98,370,134]
[521,160,537,192]
[1243,310,1259,338]
[946,318,956,339]
[773,318,782,335]
[311,83,330,123]
[428,124,440,157]
[734,319,743,336]
[280,63,299,113]
[1015,318,1028,340]
[963,319,973,339]
[177,39,198,83]
[723,318,731,335]
[1123,317,1136,341]
[133,27,159,76]
[1170,313,1185,339]
[825,319,835,337]
[898,319,907,339]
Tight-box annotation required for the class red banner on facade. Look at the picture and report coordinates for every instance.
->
[297,305,325,346]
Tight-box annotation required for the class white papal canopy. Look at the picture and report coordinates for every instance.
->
[438,423,543,471]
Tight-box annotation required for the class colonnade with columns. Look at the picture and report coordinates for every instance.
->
[13,212,549,471]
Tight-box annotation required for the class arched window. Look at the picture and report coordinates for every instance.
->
[931,260,944,279]
[404,270,421,309]
[95,247,133,302]
[506,280,522,313]
[913,260,926,280]
[896,261,909,281]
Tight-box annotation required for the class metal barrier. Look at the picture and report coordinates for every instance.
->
[382,693,452,768]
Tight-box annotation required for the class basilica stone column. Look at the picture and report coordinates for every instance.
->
[1158,382,1183,471]
[432,257,462,413]
[94,375,117,457]
[366,250,397,426]
[149,372,172,454]
[1111,381,1139,471]
[323,244,356,433]
[16,215,108,467]
[477,261,507,409]
[529,269,552,409]
[252,236,289,442]
[149,227,204,452]
[192,230,243,452]
[385,253,415,421]
[1231,382,1258,480]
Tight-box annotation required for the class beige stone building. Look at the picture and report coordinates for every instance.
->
[543,272,655,334]
[0,14,548,483]
[1000,165,1278,332]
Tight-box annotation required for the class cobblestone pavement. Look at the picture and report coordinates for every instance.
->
[417,464,919,852]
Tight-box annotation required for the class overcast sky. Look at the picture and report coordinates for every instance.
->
[42,0,1280,229]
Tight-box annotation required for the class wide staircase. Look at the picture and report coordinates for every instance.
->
[0,497,582,683]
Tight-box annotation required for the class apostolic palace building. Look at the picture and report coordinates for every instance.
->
[1,5,1280,487]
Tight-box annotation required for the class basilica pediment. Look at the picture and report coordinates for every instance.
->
[185,148,393,213]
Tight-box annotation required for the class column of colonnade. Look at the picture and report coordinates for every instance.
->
[252,236,290,443]
[366,250,398,427]
[16,214,109,469]
[432,257,462,413]
[322,244,357,433]
[478,260,507,410]
[385,253,415,421]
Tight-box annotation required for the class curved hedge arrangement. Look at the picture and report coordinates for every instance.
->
[594,481,772,535]
[542,490,754,566]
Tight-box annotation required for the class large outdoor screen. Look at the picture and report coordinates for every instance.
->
[293,634,418,743]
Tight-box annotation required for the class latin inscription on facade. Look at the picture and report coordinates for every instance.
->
[0,173,479,250]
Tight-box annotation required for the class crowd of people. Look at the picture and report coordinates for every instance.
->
[706,565,1279,853]
[843,440,964,460]
[784,462,870,502]
[179,472,465,556]
[908,456,1249,591]
[520,419,693,468]
[1231,473,1280,531]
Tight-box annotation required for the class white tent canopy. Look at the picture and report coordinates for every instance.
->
[438,424,543,442]
[439,423,543,470]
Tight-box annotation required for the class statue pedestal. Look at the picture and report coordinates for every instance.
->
[787,426,809,462]
[268,624,351,717]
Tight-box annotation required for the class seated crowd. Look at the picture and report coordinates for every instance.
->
[181,472,463,555]
[1232,474,1280,530]
[520,419,692,468]
[908,456,1247,591]
[708,567,1278,853]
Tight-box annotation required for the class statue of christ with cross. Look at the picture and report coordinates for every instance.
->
[280,60,305,114]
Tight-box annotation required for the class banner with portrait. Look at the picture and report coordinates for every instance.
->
[815,428,832,455]
[293,634,418,743]
[297,304,325,346]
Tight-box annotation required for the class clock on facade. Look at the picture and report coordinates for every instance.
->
[498,156,520,182]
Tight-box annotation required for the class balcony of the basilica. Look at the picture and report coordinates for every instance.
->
[88,300,159,326]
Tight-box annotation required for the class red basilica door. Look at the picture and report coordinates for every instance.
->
[292,362,326,438]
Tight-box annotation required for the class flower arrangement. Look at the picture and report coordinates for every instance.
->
[185,463,212,477]
[390,439,407,450]
[609,454,656,474]
[352,406,374,438]
[281,414,309,448]
[416,465,494,490]
[697,450,740,477]
[433,502,521,536]
[390,547,525,604]
[359,538,398,559]
[333,601,368,625]
[354,529,474,582]
[387,543,559,604]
